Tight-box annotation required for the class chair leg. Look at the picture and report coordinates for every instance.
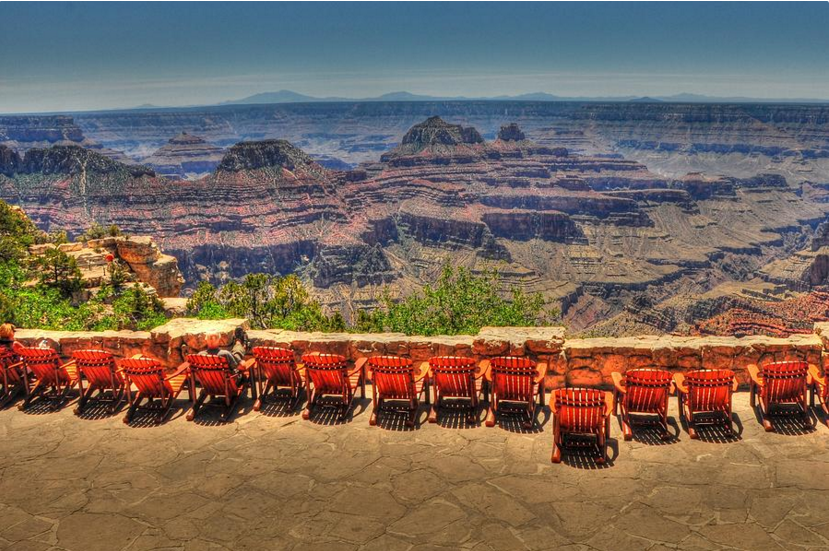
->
[758,399,773,432]
[522,401,535,430]
[427,394,438,424]
[406,400,416,428]
[19,381,44,411]
[551,420,562,463]
[186,391,208,422]
[302,388,315,420]
[123,392,143,424]
[485,403,496,427]
[369,396,379,426]
[74,384,95,415]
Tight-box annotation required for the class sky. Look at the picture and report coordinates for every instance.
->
[1,2,828,114]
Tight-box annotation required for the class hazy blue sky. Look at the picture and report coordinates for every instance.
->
[1,2,828,113]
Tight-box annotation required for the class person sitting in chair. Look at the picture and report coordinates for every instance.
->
[199,331,248,379]
[0,323,24,354]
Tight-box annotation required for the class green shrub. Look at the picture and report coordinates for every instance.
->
[357,265,555,336]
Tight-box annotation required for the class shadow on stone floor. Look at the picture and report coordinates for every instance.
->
[304,396,370,426]
[434,405,483,429]
[678,413,744,443]
[74,400,125,421]
[559,438,619,469]
[492,406,550,434]
[256,395,305,418]
[123,404,189,428]
[624,417,682,445]
[752,407,818,436]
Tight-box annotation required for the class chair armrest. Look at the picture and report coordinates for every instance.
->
[747,364,763,388]
[732,377,739,392]
[414,361,429,382]
[167,362,190,380]
[809,364,825,388]
[604,391,614,417]
[673,373,688,395]
[240,358,256,371]
[610,371,626,394]
[61,359,76,369]
[534,362,547,384]
[348,357,368,378]
[549,389,558,414]
[479,360,492,381]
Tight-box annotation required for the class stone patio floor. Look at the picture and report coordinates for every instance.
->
[0,391,828,551]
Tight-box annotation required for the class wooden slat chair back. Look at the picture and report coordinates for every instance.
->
[551,388,611,464]
[17,346,78,411]
[430,356,477,398]
[251,346,303,411]
[185,353,251,422]
[759,361,808,404]
[428,356,480,424]
[369,356,415,400]
[676,369,736,439]
[486,356,545,429]
[120,357,191,424]
[367,356,427,427]
[612,368,673,441]
[0,349,26,408]
[301,353,365,421]
[749,360,810,431]
[491,356,537,402]
[72,349,126,415]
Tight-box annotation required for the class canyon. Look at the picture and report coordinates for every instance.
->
[2,101,829,335]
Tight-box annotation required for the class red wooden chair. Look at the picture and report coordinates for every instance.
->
[185,354,255,422]
[17,347,79,411]
[748,361,811,431]
[72,349,126,415]
[427,356,487,424]
[484,356,546,429]
[809,364,829,426]
[367,356,428,427]
[0,349,27,408]
[612,368,674,441]
[674,369,738,439]
[251,347,305,412]
[121,357,193,424]
[550,388,612,464]
[301,353,366,421]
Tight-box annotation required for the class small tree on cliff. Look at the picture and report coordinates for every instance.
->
[34,247,83,297]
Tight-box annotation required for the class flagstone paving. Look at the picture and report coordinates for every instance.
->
[0,392,827,550]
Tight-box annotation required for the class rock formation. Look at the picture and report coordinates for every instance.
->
[2,116,828,335]
[141,132,224,179]
[28,235,183,298]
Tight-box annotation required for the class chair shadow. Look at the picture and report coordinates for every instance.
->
[190,395,255,426]
[624,416,682,445]
[373,406,427,432]
[493,406,548,434]
[434,403,482,429]
[124,404,188,428]
[751,405,817,436]
[678,412,744,443]
[75,400,124,420]
[304,396,370,426]
[559,438,619,469]
[257,394,304,418]
[18,395,77,415]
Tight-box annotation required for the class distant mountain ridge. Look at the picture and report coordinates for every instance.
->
[216,89,829,107]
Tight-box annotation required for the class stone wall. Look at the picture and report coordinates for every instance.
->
[16,319,827,388]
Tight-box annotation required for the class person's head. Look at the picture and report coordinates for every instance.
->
[0,323,14,341]
[205,333,222,349]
